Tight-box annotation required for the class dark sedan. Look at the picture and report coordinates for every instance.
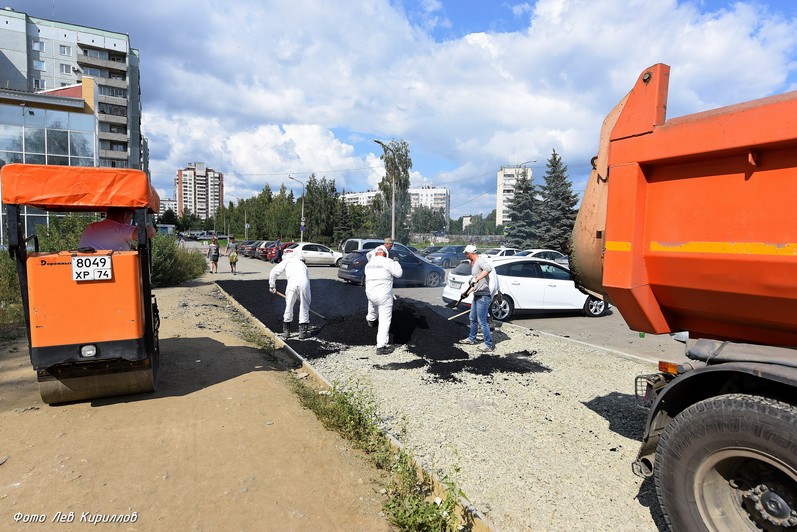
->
[425,245,467,268]
[337,245,444,287]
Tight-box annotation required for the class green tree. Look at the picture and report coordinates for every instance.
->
[375,139,412,242]
[503,175,539,248]
[159,208,178,226]
[536,149,580,253]
[37,212,95,253]
[410,205,446,233]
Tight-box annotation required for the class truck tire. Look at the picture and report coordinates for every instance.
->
[655,394,797,531]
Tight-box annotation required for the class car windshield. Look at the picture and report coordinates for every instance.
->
[437,245,461,253]
[484,248,502,254]
[452,260,471,275]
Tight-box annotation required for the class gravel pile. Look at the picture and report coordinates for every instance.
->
[218,279,667,530]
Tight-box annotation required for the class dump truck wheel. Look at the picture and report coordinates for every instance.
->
[38,360,156,405]
[655,394,797,531]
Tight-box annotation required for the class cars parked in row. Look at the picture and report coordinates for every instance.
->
[442,256,608,320]
[515,249,570,267]
[482,247,521,259]
[283,242,344,266]
[264,241,295,262]
[240,240,263,258]
[417,245,442,256]
[425,245,467,268]
[337,243,444,287]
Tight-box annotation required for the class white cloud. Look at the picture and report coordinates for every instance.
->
[12,0,796,219]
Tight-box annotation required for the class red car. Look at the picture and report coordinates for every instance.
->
[265,241,295,262]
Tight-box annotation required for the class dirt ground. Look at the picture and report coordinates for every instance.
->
[0,277,391,531]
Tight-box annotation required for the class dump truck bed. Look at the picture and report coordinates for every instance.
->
[571,64,797,346]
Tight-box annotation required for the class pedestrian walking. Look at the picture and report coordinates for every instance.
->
[364,245,403,355]
[271,237,282,263]
[269,251,314,339]
[457,244,495,352]
[207,236,220,273]
[225,237,239,275]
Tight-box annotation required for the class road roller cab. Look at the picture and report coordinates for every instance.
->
[2,164,160,404]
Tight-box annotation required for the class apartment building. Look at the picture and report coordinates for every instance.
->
[496,165,532,226]
[0,7,145,170]
[159,198,178,218]
[175,162,223,220]
[342,185,450,223]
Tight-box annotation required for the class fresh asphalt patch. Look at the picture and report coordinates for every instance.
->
[216,278,551,382]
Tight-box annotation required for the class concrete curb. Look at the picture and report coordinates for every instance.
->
[215,285,495,532]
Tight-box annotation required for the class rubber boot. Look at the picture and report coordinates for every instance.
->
[282,321,291,339]
[298,323,310,339]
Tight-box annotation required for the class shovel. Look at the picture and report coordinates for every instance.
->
[274,292,343,323]
[445,284,473,308]
[447,308,470,321]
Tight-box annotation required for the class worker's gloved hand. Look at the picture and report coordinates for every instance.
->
[269,286,276,294]
[393,257,399,262]
[468,277,477,287]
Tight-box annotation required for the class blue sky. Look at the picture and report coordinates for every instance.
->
[7,0,797,218]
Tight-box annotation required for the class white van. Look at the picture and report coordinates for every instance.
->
[342,238,383,254]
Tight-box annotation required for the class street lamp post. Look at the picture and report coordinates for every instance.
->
[289,175,305,243]
[373,139,396,240]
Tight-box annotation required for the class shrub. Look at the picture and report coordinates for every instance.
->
[150,234,206,287]
[0,251,23,332]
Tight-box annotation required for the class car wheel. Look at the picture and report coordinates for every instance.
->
[655,394,797,531]
[490,296,514,321]
[334,258,342,267]
[583,296,606,317]
[424,271,441,287]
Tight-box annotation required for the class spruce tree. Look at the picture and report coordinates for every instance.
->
[504,175,537,248]
[536,149,580,253]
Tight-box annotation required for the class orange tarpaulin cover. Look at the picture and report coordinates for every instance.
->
[1,164,160,213]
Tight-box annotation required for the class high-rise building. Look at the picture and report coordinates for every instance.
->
[158,198,178,218]
[0,7,145,171]
[496,165,532,226]
[175,162,223,220]
[342,185,450,230]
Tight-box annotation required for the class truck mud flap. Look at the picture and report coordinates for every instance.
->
[37,357,157,405]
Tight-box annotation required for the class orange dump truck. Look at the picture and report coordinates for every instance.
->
[571,64,797,531]
[3,164,160,404]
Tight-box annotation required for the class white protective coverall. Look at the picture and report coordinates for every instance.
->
[269,251,312,324]
[364,246,403,348]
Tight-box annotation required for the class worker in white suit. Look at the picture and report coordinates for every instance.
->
[269,250,313,339]
[364,245,403,354]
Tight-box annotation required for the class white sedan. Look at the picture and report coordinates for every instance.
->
[283,242,344,266]
[441,257,608,319]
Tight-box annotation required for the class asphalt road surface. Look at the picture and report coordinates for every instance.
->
[210,247,687,366]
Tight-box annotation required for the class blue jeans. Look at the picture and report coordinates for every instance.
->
[468,294,494,348]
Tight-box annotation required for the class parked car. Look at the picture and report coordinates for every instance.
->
[425,245,467,268]
[265,241,295,262]
[282,242,344,266]
[241,240,263,258]
[337,243,444,287]
[515,248,569,267]
[417,245,442,257]
[254,240,274,260]
[341,238,384,254]
[441,257,608,319]
[482,247,521,259]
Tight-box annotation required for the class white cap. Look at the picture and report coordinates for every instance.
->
[374,245,389,256]
[464,244,478,254]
